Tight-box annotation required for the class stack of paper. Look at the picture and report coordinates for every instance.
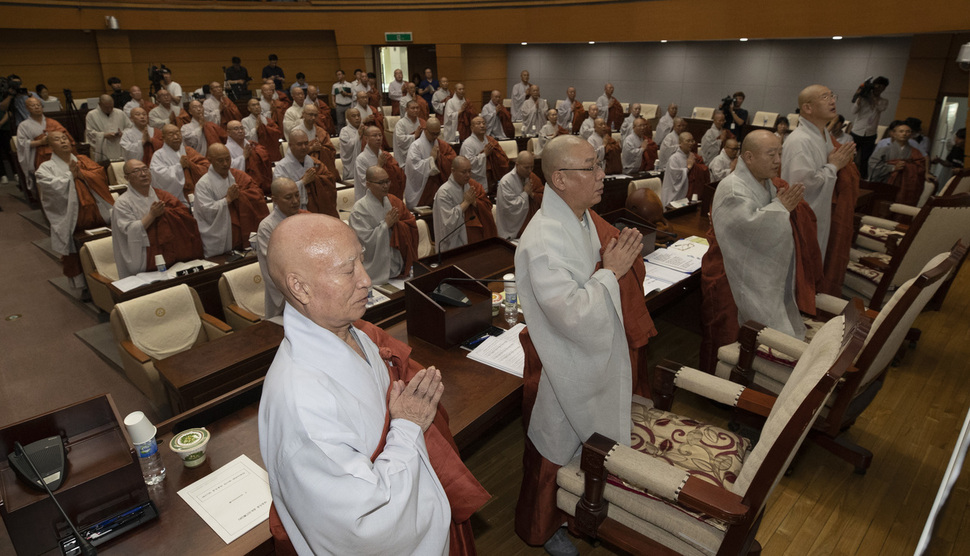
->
[641,236,709,293]
[466,323,526,377]
[178,455,272,544]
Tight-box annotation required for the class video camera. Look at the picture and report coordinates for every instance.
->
[147,64,169,95]
[1,75,28,99]
[719,94,738,114]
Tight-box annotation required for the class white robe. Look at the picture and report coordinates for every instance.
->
[459,134,489,186]
[36,154,112,256]
[121,126,152,162]
[272,151,313,210]
[393,115,421,165]
[520,98,548,138]
[587,133,605,166]
[514,188,631,465]
[149,143,189,205]
[619,113,637,142]
[180,120,208,157]
[258,307,451,556]
[656,130,680,171]
[354,145,383,201]
[242,113,270,143]
[85,108,130,162]
[708,150,734,182]
[164,81,183,105]
[556,99,575,129]
[700,123,723,164]
[123,99,143,118]
[388,80,405,103]
[283,103,305,141]
[227,138,249,172]
[495,169,531,240]
[111,187,157,278]
[596,95,618,131]
[511,82,529,121]
[349,192,404,285]
[149,104,178,130]
[258,97,275,117]
[536,122,558,159]
[339,123,362,183]
[480,102,507,140]
[16,116,46,189]
[661,149,689,207]
[780,118,837,257]
[193,167,238,257]
[621,132,646,174]
[868,142,913,183]
[432,177,471,253]
[654,112,674,144]
[202,96,223,125]
[356,103,374,126]
[578,118,595,141]
[404,135,440,209]
[431,89,450,116]
[255,208,286,318]
[442,97,464,143]
[712,158,804,338]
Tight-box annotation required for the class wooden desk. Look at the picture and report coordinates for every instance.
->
[108,252,257,321]
[155,321,284,414]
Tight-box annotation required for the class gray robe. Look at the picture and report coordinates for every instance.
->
[349,192,403,285]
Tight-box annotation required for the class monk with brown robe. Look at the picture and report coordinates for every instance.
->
[354,125,407,201]
[35,131,114,287]
[408,82,430,120]
[869,120,927,207]
[558,86,587,134]
[273,128,338,217]
[193,144,269,257]
[203,81,242,128]
[820,130,861,296]
[181,100,226,156]
[307,85,335,135]
[349,166,419,284]
[244,98,284,163]
[456,100,477,143]
[596,83,624,132]
[294,104,338,180]
[16,97,74,179]
[149,124,210,205]
[227,120,274,195]
[638,120,660,171]
[121,107,164,165]
[403,119,457,209]
[259,82,289,130]
[432,156,497,252]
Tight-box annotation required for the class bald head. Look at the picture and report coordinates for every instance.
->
[672,117,687,134]
[797,84,838,127]
[542,134,587,178]
[740,130,782,181]
[452,156,471,172]
[157,89,172,106]
[678,132,695,153]
[271,177,301,217]
[515,151,535,179]
[99,94,114,114]
[130,106,148,128]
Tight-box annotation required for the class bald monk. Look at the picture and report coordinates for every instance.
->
[655,103,678,145]
[282,85,309,141]
[481,90,513,140]
[618,103,642,142]
[148,89,179,130]
[259,213,488,555]
[557,86,586,134]
[150,124,210,205]
[203,81,242,127]
[243,98,284,163]
[536,109,569,159]
[442,83,466,143]
[700,130,819,373]
[869,120,926,206]
[36,131,114,288]
[16,96,74,191]
[349,166,419,284]
[258,82,288,130]
[292,103,338,181]
[495,151,543,240]
[85,94,131,163]
[121,107,164,165]
[393,101,425,166]
[123,85,154,118]
[355,90,386,140]
[700,110,730,164]
[227,119,273,195]
[460,116,510,194]
[181,100,226,157]
[193,144,269,257]
[596,83,623,132]
[657,117,687,170]
[306,85,335,135]
[588,118,622,175]
[708,138,740,182]
[407,82,431,120]
[520,85,548,138]
[432,156,497,252]
[404,119,457,209]
[661,132,699,206]
[111,159,203,278]
[621,117,658,173]
[339,108,364,183]
[272,128,338,217]
[578,104,598,140]
[354,125,406,201]
[256,177,305,318]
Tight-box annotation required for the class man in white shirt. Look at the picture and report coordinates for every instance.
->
[388,69,406,115]
[431,77,451,117]
[480,90,509,140]
[149,89,179,130]
[578,104,598,140]
[654,103,678,145]
[393,101,423,166]
[700,110,728,164]
[657,117,687,170]
[255,177,301,318]
[850,76,889,179]
[708,138,740,182]
[330,69,354,131]
[339,108,363,183]
[511,70,530,121]
[85,94,130,163]
[161,68,182,106]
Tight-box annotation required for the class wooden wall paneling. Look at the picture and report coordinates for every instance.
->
[0,29,105,100]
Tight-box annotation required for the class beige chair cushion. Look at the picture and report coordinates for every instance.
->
[108,161,128,185]
[222,262,266,318]
[336,187,355,219]
[114,284,202,360]
[86,236,119,281]
[385,114,400,132]
[752,111,778,127]
[691,107,714,120]
[787,113,800,128]
[417,219,434,258]
[498,140,518,159]
[857,223,905,244]
[641,104,660,119]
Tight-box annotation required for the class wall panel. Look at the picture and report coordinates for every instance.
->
[0,29,104,100]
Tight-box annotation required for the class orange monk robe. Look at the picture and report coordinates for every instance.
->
[202,120,227,148]
[226,168,270,250]
[180,146,211,198]
[515,210,657,545]
[218,96,242,128]
[496,104,515,139]
[271,99,290,131]
[377,154,408,201]
[304,155,339,218]
[820,136,861,296]
[484,136,511,193]
[140,128,165,165]
[255,118,285,163]
[417,140,458,208]
[135,99,156,113]
[390,100,400,116]
[32,119,75,170]
[415,96,431,121]
[367,88,382,110]
[638,124,660,171]
[517,175,545,238]
[569,100,587,135]
[175,109,192,127]
[387,194,419,278]
[687,152,711,200]
[457,102,477,143]
[306,125,339,179]
[606,98,623,132]
[774,177,823,317]
[362,109,391,151]
[463,179,498,245]
[145,188,205,272]
[310,99,335,135]
[61,156,115,277]
[603,136,623,175]
[889,149,927,207]
[244,142,275,196]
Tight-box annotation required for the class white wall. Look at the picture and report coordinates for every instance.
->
[507,36,911,122]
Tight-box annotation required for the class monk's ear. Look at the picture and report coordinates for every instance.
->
[548,170,566,193]
[286,273,311,306]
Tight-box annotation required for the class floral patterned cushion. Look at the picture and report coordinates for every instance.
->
[858,224,905,243]
[755,316,824,367]
[846,260,885,284]
[607,403,752,531]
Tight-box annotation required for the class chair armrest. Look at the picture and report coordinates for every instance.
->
[201,313,233,334]
[735,388,777,418]
[121,340,150,364]
[815,293,848,317]
[678,475,750,523]
[859,215,899,230]
[228,304,261,323]
[672,366,746,407]
[889,203,920,217]
[87,271,114,286]
[860,256,890,273]
[753,327,809,359]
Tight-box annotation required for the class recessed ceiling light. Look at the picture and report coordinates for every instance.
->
[521,42,527,46]
[660,40,668,43]
[832,35,843,40]
[739,38,748,42]
[588,41,595,45]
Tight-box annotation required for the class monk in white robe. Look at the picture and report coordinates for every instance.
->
[700,111,728,163]
[780,84,856,257]
[272,130,318,211]
[255,178,302,318]
[148,89,179,130]
[537,109,566,159]
[712,131,807,338]
[442,84,466,144]
[338,108,363,183]
[654,103,678,145]
[459,116,496,187]
[16,97,73,191]
[85,94,130,162]
[150,124,209,206]
[193,144,269,257]
[181,100,224,157]
[202,81,240,127]
[404,119,456,209]
[657,117,687,170]
[511,71,530,121]
[556,87,584,131]
[121,107,162,164]
[578,104,598,140]
[708,139,739,182]
[480,90,509,140]
[618,103,642,142]
[520,86,548,138]
[621,117,653,174]
[432,157,496,252]
[282,86,307,141]
[258,214,452,555]
[661,132,698,207]
[393,101,423,165]
[123,85,153,118]
[354,125,405,201]
[431,77,451,117]
[496,152,543,240]
[349,166,419,284]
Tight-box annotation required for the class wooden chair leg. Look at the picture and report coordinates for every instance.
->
[809,430,873,474]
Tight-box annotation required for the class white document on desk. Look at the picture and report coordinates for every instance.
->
[177,454,272,545]
[467,323,526,378]
[645,248,702,273]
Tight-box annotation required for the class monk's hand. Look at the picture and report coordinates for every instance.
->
[226,184,239,203]
[385,207,400,227]
[893,160,906,171]
[641,138,651,150]
[602,226,643,279]
[461,186,478,208]
[483,141,494,154]
[430,142,439,160]
[687,152,696,169]
[179,155,190,169]
[413,127,423,139]
[142,128,150,143]
[828,142,856,170]
[524,179,534,197]
[301,166,317,183]
[68,159,79,178]
[778,182,805,212]
[243,142,251,158]
[169,113,177,125]
[389,367,443,432]
[378,151,388,166]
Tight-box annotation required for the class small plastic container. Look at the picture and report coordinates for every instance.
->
[169,428,211,468]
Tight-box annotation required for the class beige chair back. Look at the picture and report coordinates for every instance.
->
[385,115,400,132]
[84,236,119,281]
[582,101,596,112]
[787,113,800,128]
[334,159,344,183]
[620,102,629,113]
[280,141,289,158]
[108,161,128,185]
[336,186,355,219]
[80,236,119,313]
[877,124,888,140]
[640,104,660,119]
[220,261,266,319]
[752,111,778,128]
[114,284,203,360]
[526,137,538,155]
[513,121,523,137]
[691,107,714,120]
[888,194,970,291]
[502,98,511,109]
[498,140,518,159]
[628,177,661,197]
[611,132,621,144]
[417,218,434,258]
[381,106,392,117]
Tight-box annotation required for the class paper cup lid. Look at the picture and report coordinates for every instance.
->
[123,411,157,445]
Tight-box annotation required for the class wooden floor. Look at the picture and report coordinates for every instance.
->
[465,266,970,555]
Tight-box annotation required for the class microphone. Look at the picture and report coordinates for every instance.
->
[431,214,476,268]
[12,441,97,556]
[431,277,512,308]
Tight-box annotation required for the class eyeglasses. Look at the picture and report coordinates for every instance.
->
[124,168,150,176]
[817,92,838,102]
[558,161,605,172]
[367,179,391,185]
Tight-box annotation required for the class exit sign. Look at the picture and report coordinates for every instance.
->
[385,32,413,43]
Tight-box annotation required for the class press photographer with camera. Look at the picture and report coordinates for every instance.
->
[850,75,889,178]
[3,74,30,126]
[719,91,748,141]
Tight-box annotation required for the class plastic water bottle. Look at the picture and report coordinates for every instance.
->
[134,438,167,486]
[503,273,518,327]
[154,254,167,273]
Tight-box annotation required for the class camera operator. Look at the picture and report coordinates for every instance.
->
[4,75,30,126]
[719,91,748,141]
[225,56,251,100]
[850,76,888,178]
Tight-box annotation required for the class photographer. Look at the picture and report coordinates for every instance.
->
[4,75,30,126]
[850,75,889,178]
[719,91,748,141]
